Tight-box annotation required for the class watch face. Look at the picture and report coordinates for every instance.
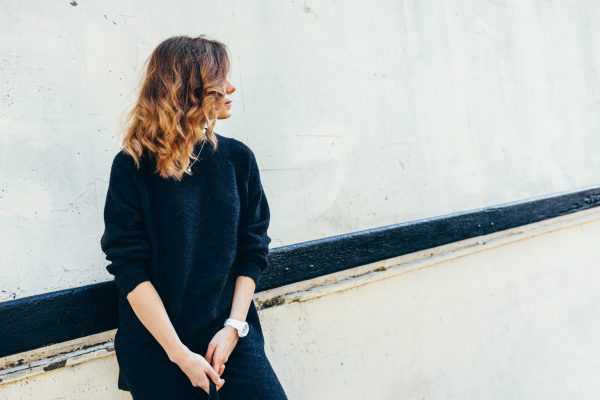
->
[240,323,249,337]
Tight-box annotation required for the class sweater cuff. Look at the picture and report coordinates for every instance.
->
[114,263,151,297]
[236,261,263,287]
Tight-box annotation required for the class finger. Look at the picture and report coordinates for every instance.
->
[205,364,223,386]
[205,342,216,364]
[212,352,221,372]
[215,363,225,377]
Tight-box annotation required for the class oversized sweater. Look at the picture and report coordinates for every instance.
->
[99,133,272,390]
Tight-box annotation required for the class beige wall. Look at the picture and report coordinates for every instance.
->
[3,209,600,399]
[1,0,600,300]
[2,0,599,398]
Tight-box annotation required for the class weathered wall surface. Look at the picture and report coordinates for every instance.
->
[1,0,599,300]
[260,213,600,399]
[2,1,600,398]
[2,209,599,399]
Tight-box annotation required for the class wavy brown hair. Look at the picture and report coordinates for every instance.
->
[121,34,231,180]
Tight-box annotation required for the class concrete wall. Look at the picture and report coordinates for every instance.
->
[2,203,600,399]
[1,0,599,300]
[2,0,600,398]
[258,210,600,399]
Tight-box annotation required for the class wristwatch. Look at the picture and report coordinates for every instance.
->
[224,318,249,338]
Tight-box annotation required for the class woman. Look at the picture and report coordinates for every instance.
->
[100,35,288,400]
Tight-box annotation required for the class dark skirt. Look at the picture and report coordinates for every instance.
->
[114,301,288,400]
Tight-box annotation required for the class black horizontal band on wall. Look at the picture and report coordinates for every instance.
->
[1,185,600,358]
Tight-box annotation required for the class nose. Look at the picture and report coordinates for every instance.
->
[225,80,236,94]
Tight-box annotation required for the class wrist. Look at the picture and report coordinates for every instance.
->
[224,324,238,338]
[167,342,191,365]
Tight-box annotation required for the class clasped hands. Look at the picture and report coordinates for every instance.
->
[173,324,239,394]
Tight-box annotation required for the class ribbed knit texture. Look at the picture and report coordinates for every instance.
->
[99,133,272,391]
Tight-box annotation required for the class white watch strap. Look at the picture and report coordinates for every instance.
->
[224,318,248,337]
[224,318,243,330]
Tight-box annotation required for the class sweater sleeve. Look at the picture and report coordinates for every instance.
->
[234,149,272,287]
[100,152,152,297]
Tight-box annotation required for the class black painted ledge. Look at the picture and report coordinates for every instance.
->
[1,185,599,358]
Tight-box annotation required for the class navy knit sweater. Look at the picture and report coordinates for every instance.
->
[100,133,271,384]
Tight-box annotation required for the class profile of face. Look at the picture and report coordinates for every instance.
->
[216,79,236,120]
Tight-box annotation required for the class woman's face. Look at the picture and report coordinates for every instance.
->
[216,78,236,120]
